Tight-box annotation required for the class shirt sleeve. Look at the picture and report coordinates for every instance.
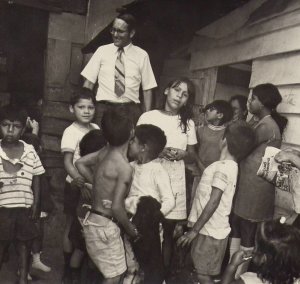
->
[140,53,157,91]
[80,47,102,84]
[32,150,45,176]
[211,162,229,192]
[154,166,175,216]
[61,126,77,153]
[187,119,198,145]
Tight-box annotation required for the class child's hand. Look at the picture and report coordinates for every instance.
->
[230,250,252,267]
[27,117,40,135]
[72,176,85,188]
[176,230,197,247]
[30,203,40,221]
[275,150,294,164]
[80,184,92,201]
[160,147,185,161]
[173,223,184,239]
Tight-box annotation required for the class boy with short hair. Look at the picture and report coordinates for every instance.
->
[60,88,98,281]
[0,105,45,284]
[125,124,175,284]
[82,110,139,284]
[177,121,255,284]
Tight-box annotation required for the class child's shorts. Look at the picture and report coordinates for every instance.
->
[83,212,126,278]
[191,233,228,276]
[64,182,80,216]
[0,207,39,241]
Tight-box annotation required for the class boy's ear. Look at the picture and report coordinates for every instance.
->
[69,105,74,113]
[129,29,136,39]
[164,88,170,96]
[217,112,224,120]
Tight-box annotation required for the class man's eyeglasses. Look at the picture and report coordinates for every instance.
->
[110,27,128,35]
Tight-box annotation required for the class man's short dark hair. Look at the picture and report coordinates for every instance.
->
[0,104,28,126]
[135,124,166,159]
[79,129,107,156]
[116,13,136,31]
[70,88,96,106]
[206,100,233,124]
[101,110,133,147]
[224,121,255,162]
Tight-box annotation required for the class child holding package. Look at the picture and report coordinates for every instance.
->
[82,110,139,284]
[222,219,300,284]
[0,105,45,284]
[125,124,175,284]
[60,88,98,282]
[177,121,255,284]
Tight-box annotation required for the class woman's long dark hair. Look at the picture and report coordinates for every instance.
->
[161,77,195,133]
[255,220,300,284]
[252,84,288,134]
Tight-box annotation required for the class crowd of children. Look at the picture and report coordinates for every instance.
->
[0,77,300,284]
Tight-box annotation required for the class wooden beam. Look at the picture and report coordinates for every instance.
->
[191,25,300,70]
[43,101,74,121]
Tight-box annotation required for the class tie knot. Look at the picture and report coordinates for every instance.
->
[118,47,124,54]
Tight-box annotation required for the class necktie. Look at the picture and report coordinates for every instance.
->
[115,48,125,97]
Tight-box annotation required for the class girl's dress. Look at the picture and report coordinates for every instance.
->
[233,115,281,221]
[137,110,197,220]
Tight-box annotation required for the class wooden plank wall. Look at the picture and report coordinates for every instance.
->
[41,12,86,168]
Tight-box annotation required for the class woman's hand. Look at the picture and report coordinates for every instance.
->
[160,147,186,161]
[230,250,252,267]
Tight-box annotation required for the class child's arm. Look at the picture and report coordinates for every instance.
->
[112,166,139,239]
[221,251,248,284]
[275,150,300,169]
[177,186,223,247]
[30,175,41,220]
[75,150,100,183]
[64,152,85,187]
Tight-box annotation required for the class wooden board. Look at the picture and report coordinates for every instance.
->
[191,25,300,70]
[161,59,194,78]
[41,134,61,152]
[48,12,86,44]
[46,39,71,87]
[43,101,74,121]
[41,117,71,137]
[250,53,300,87]
[44,87,70,103]
[276,85,300,114]
[69,44,84,85]
[282,114,300,145]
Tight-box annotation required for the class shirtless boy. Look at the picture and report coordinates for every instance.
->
[82,110,139,284]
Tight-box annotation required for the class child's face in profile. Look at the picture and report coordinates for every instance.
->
[205,106,221,124]
[70,98,95,125]
[128,136,142,160]
[0,119,25,143]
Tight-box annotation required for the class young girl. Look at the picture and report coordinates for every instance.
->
[222,219,300,284]
[137,77,201,279]
[230,83,288,276]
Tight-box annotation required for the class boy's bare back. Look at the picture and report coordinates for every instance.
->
[91,147,132,216]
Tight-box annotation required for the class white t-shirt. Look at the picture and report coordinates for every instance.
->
[137,110,197,149]
[81,43,157,103]
[188,160,238,239]
[137,110,197,219]
[125,159,175,216]
[61,122,99,183]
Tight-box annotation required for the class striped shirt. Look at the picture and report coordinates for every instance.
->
[0,140,45,208]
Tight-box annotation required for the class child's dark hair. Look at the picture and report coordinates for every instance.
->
[134,124,167,159]
[206,100,233,125]
[162,77,195,133]
[69,88,96,106]
[255,220,300,284]
[79,129,107,156]
[0,104,28,126]
[101,110,133,146]
[252,84,287,134]
[224,121,255,162]
[229,95,248,113]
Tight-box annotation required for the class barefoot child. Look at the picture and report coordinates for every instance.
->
[0,105,45,284]
[82,110,139,284]
[177,121,255,284]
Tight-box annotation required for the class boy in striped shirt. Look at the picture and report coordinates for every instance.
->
[0,105,45,284]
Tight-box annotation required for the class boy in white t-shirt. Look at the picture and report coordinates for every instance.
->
[177,121,255,284]
[60,88,99,282]
[125,124,175,284]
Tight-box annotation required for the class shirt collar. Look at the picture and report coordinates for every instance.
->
[113,42,133,55]
[0,140,35,165]
[207,124,226,131]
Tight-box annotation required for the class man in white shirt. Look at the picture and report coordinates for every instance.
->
[81,13,157,126]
